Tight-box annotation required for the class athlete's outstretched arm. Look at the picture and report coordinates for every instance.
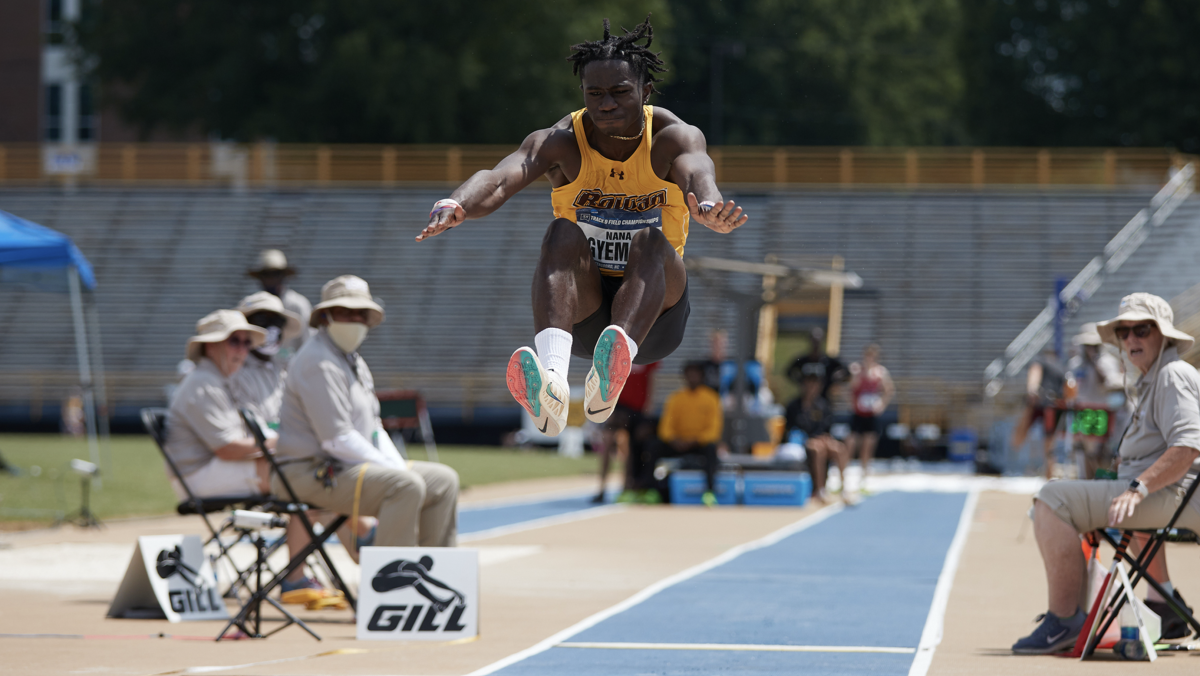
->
[665,126,747,234]
[415,129,559,242]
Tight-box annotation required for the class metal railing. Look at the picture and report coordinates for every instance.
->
[0,143,1190,188]
[0,370,511,413]
[984,163,1196,393]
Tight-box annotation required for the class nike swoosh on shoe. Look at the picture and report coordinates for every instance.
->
[587,406,610,416]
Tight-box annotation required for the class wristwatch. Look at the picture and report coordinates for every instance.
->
[1128,479,1150,498]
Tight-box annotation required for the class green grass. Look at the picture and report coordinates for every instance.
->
[0,434,597,528]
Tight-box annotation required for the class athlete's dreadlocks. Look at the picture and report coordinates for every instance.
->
[567,15,667,96]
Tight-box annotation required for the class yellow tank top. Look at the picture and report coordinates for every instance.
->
[551,106,689,277]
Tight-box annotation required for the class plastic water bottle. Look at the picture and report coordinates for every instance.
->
[1113,611,1148,660]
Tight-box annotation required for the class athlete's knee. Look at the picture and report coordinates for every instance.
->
[542,218,587,253]
[630,226,669,250]
[629,227,677,265]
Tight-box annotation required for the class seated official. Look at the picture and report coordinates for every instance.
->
[232,291,369,598]
[274,275,460,547]
[165,310,269,499]
[1013,294,1200,654]
[230,291,304,428]
[655,362,723,505]
[784,373,850,505]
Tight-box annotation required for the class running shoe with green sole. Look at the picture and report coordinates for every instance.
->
[506,347,568,437]
[584,325,633,423]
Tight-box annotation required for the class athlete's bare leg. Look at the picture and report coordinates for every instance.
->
[807,441,828,500]
[532,219,604,332]
[611,227,687,343]
[859,431,878,479]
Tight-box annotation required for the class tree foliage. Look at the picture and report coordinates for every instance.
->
[74,0,1200,148]
[660,0,965,145]
[961,0,1200,150]
[75,0,668,143]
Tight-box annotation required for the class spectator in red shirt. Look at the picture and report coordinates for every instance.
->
[593,361,659,503]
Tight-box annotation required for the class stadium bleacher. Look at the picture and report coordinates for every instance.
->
[0,185,1197,430]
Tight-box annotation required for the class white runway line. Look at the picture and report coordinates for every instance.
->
[466,502,845,676]
[908,489,980,676]
[459,487,598,511]
[458,504,627,543]
[558,641,915,654]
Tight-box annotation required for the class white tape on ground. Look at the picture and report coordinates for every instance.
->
[908,489,980,676]
[465,503,845,676]
[458,504,627,543]
[558,641,915,654]
[459,487,600,511]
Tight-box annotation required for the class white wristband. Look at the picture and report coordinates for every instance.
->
[699,200,716,211]
[430,198,461,218]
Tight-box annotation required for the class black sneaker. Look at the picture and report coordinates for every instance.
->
[1011,608,1086,654]
[1146,590,1194,640]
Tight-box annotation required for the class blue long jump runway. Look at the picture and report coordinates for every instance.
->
[458,492,617,539]
[481,491,970,676]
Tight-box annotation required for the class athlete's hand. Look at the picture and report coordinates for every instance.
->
[688,192,747,234]
[415,202,466,242]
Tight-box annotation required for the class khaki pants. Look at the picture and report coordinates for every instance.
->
[1037,479,1200,534]
[275,459,459,547]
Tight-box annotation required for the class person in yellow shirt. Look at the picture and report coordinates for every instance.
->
[656,362,723,505]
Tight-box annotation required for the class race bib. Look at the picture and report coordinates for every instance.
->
[576,207,663,273]
[857,393,882,413]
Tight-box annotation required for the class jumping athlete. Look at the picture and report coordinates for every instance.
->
[416,17,747,436]
[372,556,465,612]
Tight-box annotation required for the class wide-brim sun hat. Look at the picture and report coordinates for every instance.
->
[236,291,304,343]
[247,249,296,278]
[310,275,384,328]
[1095,292,1194,352]
[186,309,269,362]
[1072,322,1104,346]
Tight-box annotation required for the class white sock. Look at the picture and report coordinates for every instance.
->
[1148,580,1175,603]
[606,325,638,362]
[535,328,573,378]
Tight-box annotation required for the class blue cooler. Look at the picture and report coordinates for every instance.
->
[669,470,738,505]
[947,428,977,462]
[742,472,812,506]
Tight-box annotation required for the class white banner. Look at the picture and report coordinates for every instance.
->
[356,547,478,641]
[107,535,228,622]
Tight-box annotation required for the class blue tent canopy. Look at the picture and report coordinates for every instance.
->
[0,208,106,475]
[0,209,96,292]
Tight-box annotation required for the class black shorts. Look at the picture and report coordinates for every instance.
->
[849,414,880,435]
[603,404,642,432]
[571,276,690,365]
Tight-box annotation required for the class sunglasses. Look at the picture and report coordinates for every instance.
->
[1113,323,1157,341]
[246,311,287,330]
[225,336,254,349]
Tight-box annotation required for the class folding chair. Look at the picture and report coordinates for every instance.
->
[377,389,438,462]
[1082,471,1200,657]
[140,408,289,598]
[214,409,356,641]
